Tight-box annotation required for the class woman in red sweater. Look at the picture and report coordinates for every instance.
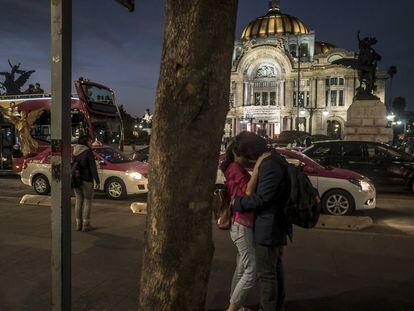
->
[221,133,270,311]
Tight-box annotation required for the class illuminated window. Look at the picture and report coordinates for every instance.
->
[270,92,276,106]
[262,92,268,106]
[254,93,261,106]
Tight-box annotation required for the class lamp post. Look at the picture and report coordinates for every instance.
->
[296,42,301,131]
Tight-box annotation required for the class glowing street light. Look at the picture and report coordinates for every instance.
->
[322,110,329,117]
[386,113,396,121]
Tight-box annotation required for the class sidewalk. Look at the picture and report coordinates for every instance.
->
[1,198,414,310]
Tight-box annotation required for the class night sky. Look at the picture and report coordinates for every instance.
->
[1,0,413,116]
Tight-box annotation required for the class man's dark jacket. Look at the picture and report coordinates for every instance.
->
[233,151,292,246]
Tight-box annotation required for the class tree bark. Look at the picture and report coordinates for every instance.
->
[138,1,238,310]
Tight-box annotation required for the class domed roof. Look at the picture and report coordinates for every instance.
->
[241,0,309,41]
[314,41,336,55]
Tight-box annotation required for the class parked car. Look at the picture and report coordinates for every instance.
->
[303,140,414,192]
[131,146,149,163]
[216,148,376,216]
[21,145,148,200]
[274,130,311,148]
[311,134,333,142]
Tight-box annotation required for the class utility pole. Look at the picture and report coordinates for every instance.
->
[50,1,72,310]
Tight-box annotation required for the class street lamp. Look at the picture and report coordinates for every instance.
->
[386,113,396,122]
[296,41,301,131]
[322,110,329,117]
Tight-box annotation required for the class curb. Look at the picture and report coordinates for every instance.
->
[130,202,147,214]
[20,194,75,207]
[315,215,374,231]
[20,194,52,206]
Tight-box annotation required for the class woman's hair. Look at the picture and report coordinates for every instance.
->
[220,140,237,173]
[78,135,91,147]
[220,132,269,173]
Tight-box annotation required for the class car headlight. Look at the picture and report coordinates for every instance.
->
[125,171,143,180]
[360,180,372,192]
[348,178,373,192]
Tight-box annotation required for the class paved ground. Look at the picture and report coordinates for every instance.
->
[1,177,414,310]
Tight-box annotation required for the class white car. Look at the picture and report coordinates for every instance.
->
[216,148,376,216]
[21,146,148,200]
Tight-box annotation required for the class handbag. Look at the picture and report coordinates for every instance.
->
[213,184,239,230]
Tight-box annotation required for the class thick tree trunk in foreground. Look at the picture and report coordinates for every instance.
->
[138,1,238,310]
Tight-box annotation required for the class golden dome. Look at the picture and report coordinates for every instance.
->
[241,0,309,41]
[315,41,336,55]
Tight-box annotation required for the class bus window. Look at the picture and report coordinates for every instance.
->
[92,117,121,145]
[71,110,88,143]
[31,110,51,142]
[30,110,88,144]
[82,85,114,105]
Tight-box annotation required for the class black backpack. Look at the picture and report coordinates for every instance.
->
[71,158,82,189]
[276,156,321,229]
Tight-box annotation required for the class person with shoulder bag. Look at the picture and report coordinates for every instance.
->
[233,138,292,311]
[221,132,271,311]
[72,135,100,232]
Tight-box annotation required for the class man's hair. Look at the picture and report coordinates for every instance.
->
[220,131,268,172]
[78,135,90,146]
[236,131,268,160]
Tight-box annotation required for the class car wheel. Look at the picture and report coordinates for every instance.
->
[322,189,355,216]
[105,178,127,200]
[33,175,51,195]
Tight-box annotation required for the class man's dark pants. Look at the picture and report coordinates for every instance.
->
[256,244,285,311]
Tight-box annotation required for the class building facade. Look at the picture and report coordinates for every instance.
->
[225,0,387,139]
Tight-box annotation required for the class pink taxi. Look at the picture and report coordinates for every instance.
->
[216,148,376,216]
[21,145,148,200]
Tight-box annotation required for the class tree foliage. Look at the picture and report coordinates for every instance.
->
[392,96,407,116]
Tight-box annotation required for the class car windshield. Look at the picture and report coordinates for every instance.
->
[298,152,325,168]
[369,144,414,162]
[281,150,325,169]
[94,147,133,163]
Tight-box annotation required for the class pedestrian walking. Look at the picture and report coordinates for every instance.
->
[233,133,292,311]
[221,133,271,311]
[73,135,100,232]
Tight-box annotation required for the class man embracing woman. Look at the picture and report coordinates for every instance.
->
[221,132,291,311]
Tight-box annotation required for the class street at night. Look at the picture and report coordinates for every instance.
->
[2,0,414,310]
[0,176,414,310]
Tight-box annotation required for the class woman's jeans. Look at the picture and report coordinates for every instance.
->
[74,181,94,222]
[229,222,256,308]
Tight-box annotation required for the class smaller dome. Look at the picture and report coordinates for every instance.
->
[241,1,309,41]
[314,41,336,55]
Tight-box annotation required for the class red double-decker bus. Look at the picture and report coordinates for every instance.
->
[0,78,124,172]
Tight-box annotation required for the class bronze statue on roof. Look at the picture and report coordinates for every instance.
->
[0,60,35,95]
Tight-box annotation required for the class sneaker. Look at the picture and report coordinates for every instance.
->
[82,224,94,232]
[82,220,95,232]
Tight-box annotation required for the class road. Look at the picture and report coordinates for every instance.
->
[1,176,414,310]
[1,176,414,235]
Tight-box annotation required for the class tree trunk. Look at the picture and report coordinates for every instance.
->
[138,1,238,310]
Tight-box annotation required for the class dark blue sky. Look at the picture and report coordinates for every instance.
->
[1,0,413,116]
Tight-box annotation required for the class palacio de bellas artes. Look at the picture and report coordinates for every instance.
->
[224,0,387,139]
